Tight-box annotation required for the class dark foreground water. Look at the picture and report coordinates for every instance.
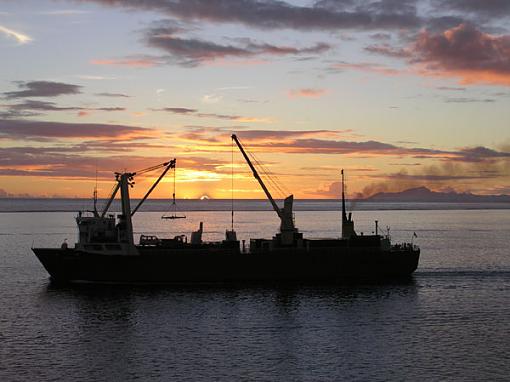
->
[1,208,510,381]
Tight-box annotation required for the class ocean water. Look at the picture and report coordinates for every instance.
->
[1,206,510,381]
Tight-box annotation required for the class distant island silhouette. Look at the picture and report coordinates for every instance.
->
[364,186,510,203]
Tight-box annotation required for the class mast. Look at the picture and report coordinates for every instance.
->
[117,172,135,245]
[93,169,99,217]
[341,169,347,223]
[232,134,297,238]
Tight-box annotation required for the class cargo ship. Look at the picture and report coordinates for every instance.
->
[32,135,420,284]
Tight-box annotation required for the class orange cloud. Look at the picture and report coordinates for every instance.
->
[332,62,403,76]
[288,88,326,99]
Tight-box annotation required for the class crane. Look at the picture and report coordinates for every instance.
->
[231,134,299,245]
[100,159,176,245]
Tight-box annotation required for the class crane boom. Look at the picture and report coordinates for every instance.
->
[101,182,120,218]
[232,134,298,242]
[231,134,282,219]
[131,159,176,216]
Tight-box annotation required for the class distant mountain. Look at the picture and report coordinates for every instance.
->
[365,186,510,203]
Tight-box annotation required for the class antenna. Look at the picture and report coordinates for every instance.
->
[93,166,98,216]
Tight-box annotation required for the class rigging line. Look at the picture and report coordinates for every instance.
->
[237,135,288,199]
[247,148,291,196]
[257,162,287,199]
[258,165,285,199]
[261,164,288,197]
[238,138,276,195]
[260,167,285,199]
[249,153,280,197]
[247,150,287,198]
[257,158,291,196]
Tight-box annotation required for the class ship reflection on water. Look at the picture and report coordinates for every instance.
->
[40,279,419,380]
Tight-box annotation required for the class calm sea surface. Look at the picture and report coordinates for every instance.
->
[1,201,509,381]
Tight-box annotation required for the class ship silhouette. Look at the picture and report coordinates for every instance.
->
[32,135,420,284]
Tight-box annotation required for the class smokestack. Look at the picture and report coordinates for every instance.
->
[341,170,357,239]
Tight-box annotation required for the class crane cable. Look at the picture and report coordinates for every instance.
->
[237,136,290,199]
[247,149,290,199]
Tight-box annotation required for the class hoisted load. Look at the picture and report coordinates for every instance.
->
[162,160,186,220]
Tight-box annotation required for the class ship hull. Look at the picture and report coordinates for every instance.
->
[33,247,420,284]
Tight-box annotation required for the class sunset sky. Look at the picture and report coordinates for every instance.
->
[1,0,509,199]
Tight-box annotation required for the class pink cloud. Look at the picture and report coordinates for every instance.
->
[366,23,510,86]
[90,57,161,68]
[412,23,510,86]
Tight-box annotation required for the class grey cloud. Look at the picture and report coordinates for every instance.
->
[435,0,510,16]
[152,107,261,121]
[95,107,126,111]
[370,32,392,40]
[0,119,156,140]
[364,43,409,58]
[6,100,85,112]
[70,0,510,38]
[145,25,331,66]
[95,92,131,98]
[153,107,197,114]
[436,86,466,91]
[453,146,510,162]
[77,0,423,31]
[177,128,510,165]
[444,97,495,103]
[1,100,126,117]
[413,23,510,82]
[4,81,81,98]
